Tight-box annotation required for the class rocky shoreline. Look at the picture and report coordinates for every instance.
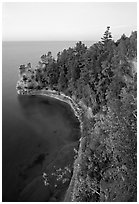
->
[16,87,87,201]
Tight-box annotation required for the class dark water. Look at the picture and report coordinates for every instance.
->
[2,41,89,201]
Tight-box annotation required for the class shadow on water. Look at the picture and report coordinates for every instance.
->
[3,94,80,201]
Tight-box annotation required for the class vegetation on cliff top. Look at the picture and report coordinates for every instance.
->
[17,27,137,201]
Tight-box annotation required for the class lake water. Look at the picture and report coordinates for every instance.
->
[2,41,93,201]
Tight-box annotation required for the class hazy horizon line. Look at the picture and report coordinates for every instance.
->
[2,40,97,42]
[3,30,136,43]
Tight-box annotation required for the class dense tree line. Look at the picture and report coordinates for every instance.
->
[17,27,137,201]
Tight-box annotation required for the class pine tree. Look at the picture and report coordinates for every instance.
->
[101,26,112,45]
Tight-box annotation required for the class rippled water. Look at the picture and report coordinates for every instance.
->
[2,41,86,201]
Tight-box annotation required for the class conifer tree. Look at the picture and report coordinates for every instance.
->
[101,26,112,44]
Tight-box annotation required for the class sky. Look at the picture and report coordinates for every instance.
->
[2,2,137,41]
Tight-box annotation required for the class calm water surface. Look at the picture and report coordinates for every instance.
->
[2,41,93,201]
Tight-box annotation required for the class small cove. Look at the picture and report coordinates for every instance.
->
[3,94,80,201]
